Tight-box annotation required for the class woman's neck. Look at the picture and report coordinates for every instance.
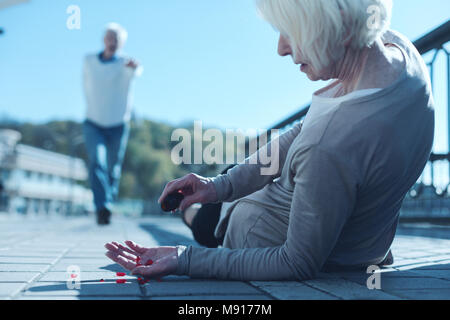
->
[331,38,403,97]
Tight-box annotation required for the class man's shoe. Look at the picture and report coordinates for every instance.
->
[97,208,112,225]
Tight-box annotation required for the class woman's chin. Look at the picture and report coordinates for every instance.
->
[305,73,320,81]
[304,71,329,82]
[300,67,319,81]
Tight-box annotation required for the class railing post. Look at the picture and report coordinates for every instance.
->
[446,48,450,185]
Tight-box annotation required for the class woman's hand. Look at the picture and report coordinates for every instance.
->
[158,173,218,211]
[105,240,179,279]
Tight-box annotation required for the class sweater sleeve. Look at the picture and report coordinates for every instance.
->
[124,59,144,78]
[135,65,144,77]
[175,145,358,280]
[211,121,303,202]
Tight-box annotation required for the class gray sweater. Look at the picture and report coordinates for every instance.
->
[175,29,435,280]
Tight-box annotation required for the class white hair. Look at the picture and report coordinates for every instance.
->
[105,22,128,47]
[256,0,393,71]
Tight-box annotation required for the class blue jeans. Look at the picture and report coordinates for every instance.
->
[82,120,130,212]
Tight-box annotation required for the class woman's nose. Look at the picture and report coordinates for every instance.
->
[278,34,292,57]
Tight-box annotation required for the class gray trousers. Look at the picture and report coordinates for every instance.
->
[219,201,290,249]
[215,199,395,270]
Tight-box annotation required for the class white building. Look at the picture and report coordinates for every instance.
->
[0,129,93,215]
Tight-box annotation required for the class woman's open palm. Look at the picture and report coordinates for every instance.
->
[105,240,178,279]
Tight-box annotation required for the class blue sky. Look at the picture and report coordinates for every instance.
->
[0,0,449,155]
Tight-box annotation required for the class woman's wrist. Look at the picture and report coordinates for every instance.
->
[209,175,232,202]
[176,245,187,257]
[174,245,189,275]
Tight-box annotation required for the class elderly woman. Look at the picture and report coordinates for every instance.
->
[105,0,434,280]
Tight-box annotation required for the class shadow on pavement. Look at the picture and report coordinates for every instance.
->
[99,263,126,272]
[330,262,450,299]
[25,280,142,299]
[139,223,198,247]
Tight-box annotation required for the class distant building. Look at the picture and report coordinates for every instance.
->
[0,129,93,215]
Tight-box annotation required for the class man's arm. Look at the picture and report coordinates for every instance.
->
[211,121,303,202]
[125,58,143,77]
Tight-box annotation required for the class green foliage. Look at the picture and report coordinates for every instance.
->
[0,118,222,200]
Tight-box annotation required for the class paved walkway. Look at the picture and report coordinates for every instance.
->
[0,214,449,300]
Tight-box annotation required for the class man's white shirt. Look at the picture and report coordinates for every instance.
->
[83,53,143,127]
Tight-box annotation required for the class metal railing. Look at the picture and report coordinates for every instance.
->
[259,21,450,212]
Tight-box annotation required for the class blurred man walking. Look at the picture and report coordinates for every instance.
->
[82,23,142,225]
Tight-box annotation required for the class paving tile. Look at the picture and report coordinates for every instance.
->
[415,260,450,269]
[76,243,123,249]
[372,277,450,290]
[150,295,272,300]
[303,278,402,300]
[394,260,450,271]
[143,280,261,297]
[23,281,142,297]
[343,271,450,289]
[39,271,135,282]
[17,244,74,249]
[0,272,40,282]
[0,282,28,297]
[153,275,191,281]
[17,296,82,300]
[428,254,450,261]
[250,281,336,300]
[0,264,49,272]
[339,269,433,284]
[394,251,438,259]
[392,256,448,267]
[406,269,450,280]
[66,253,108,258]
[57,258,112,265]
[0,252,62,257]
[64,252,107,258]
[389,289,450,300]
[18,296,142,300]
[67,251,109,257]
[50,261,126,272]
[0,257,58,264]
[11,248,66,254]
[1,217,449,300]
[428,248,450,254]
